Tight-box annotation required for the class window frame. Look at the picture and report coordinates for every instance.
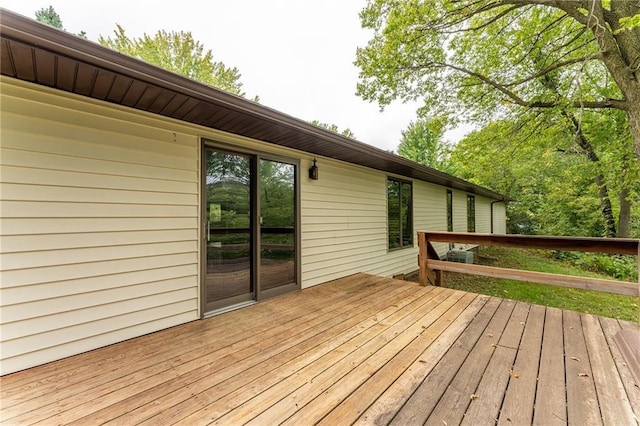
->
[387,177,414,250]
[467,194,476,232]
[446,189,453,232]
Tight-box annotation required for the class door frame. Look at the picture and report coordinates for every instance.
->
[200,138,301,317]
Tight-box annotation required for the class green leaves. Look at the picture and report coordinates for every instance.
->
[35,6,63,29]
[99,26,245,96]
[616,14,640,33]
[396,116,450,171]
[309,120,355,138]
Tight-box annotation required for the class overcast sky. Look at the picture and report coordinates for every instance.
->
[2,1,470,151]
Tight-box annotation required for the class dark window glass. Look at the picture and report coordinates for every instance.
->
[388,178,413,249]
[387,179,401,249]
[467,195,476,232]
[446,190,453,232]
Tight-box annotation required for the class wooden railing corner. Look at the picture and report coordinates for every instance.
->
[417,231,640,322]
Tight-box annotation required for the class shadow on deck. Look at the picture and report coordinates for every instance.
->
[1,273,639,425]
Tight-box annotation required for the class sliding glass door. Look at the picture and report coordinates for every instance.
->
[203,146,298,314]
[259,159,297,297]
[204,150,253,312]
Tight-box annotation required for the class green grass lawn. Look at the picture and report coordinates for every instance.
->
[439,246,638,321]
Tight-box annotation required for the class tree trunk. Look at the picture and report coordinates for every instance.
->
[566,115,618,238]
[594,175,617,238]
[617,185,631,238]
[628,107,640,171]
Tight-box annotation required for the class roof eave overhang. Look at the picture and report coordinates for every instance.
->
[0,8,506,200]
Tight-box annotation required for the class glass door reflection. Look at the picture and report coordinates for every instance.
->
[204,149,253,312]
[259,159,296,294]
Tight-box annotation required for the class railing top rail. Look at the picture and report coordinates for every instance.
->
[417,231,639,256]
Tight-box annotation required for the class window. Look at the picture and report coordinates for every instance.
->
[467,195,476,232]
[387,178,413,249]
[446,190,453,232]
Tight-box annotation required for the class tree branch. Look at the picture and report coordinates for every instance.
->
[416,60,627,109]
[441,5,526,34]
[504,53,603,87]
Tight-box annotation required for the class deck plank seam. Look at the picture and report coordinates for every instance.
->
[70,282,430,425]
[175,284,446,425]
[386,297,504,425]
[312,291,478,426]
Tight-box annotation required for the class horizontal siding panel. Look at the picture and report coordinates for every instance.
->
[0,183,197,205]
[301,215,385,225]
[303,251,416,282]
[302,244,387,263]
[303,247,386,271]
[0,265,197,304]
[302,187,383,203]
[453,190,468,232]
[2,96,197,155]
[301,223,383,233]
[0,201,197,219]
[302,234,384,249]
[1,82,198,148]
[2,253,197,288]
[1,147,196,182]
[1,217,196,235]
[0,165,197,194]
[0,79,202,375]
[0,311,197,375]
[303,248,402,273]
[476,196,491,233]
[1,298,197,358]
[2,277,195,323]
[493,203,507,234]
[1,287,197,338]
[1,230,198,253]
[1,241,198,270]
[1,121,195,170]
[302,228,386,242]
[301,200,385,213]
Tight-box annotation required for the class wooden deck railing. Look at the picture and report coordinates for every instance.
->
[418,232,640,318]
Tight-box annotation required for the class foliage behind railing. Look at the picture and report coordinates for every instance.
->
[417,232,640,321]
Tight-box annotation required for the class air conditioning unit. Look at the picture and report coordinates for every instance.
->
[446,250,474,264]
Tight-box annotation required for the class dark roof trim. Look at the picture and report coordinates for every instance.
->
[0,8,505,200]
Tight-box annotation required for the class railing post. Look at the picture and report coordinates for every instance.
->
[418,232,442,286]
[418,232,427,286]
[637,241,639,323]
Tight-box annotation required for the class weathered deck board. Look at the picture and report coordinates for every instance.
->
[461,301,529,425]
[497,303,545,425]
[582,313,637,425]
[563,310,601,426]
[1,273,637,425]
[533,306,567,425]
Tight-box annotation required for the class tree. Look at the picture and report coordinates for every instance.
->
[449,116,639,238]
[356,1,640,169]
[35,6,63,29]
[310,120,356,138]
[34,5,86,38]
[99,25,244,96]
[397,117,450,171]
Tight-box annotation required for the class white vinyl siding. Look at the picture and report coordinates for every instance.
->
[414,183,449,258]
[0,77,506,374]
[493,202,507,234]
[476,196,492,233]
[452,190,468,232]
[0,79,200,374]
[301,160,419,287]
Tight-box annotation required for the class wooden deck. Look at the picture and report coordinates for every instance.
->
[1,273,639,425]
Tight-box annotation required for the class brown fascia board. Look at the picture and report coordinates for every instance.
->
[0,8,505,201]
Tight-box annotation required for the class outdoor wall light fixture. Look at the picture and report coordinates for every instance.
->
[309,158,319,180]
